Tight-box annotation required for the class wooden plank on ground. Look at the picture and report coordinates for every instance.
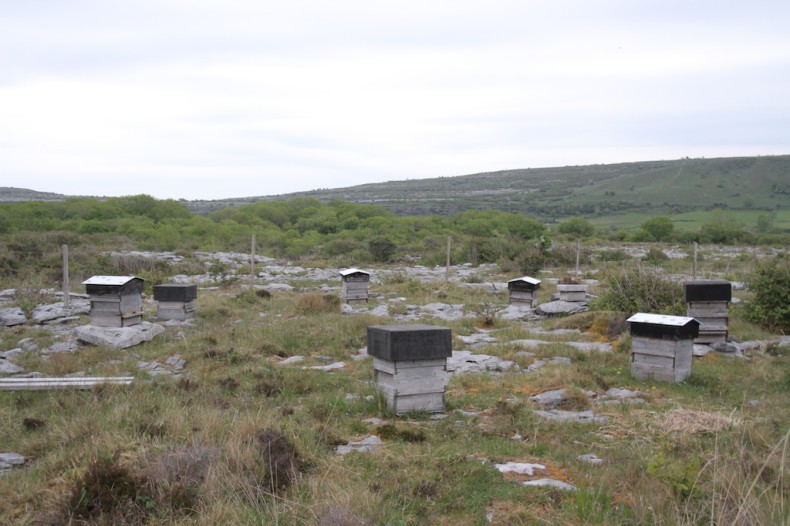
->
[0,377,134,391]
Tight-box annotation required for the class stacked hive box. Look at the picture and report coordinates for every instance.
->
[368,324,451,414]
[82,276,145,328]
[340,268,370,303]
[154,284,197,320]
[684,280,731,344]
[557,283,588,302]
[507,276,541,307]
[628,313,700,383]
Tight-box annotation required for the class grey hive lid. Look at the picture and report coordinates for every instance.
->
[627,313,697,327]
[507,276,541,285]
[339,268,369,277]
[82,275,141,286]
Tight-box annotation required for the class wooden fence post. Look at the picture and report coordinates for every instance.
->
[62,244,70,308]
[445,236,451,282]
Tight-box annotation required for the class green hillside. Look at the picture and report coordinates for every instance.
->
[3,155,789,225]
[263,155,789,221]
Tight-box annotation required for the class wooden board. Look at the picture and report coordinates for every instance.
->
[631,337,692,383]
[375,369,448,396]
[380,391,445,414]
[90,312,143,328]
[631,362,681,383]
[631,337,689,358]
[373,357,447,375]
[688,301,729,316]
[558,291,587,302]
[509,290,537,306]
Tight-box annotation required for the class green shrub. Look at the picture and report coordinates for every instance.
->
[368,236,396,262]
[596,249,631,263]
[592,263,684,315]
[746,257,790,332]
[643,248,669,263]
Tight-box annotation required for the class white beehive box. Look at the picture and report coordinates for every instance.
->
[628,313,700,383]
[367,324,452,414]
[507,276,541,307]
[83,276,145,328]
[340,268,370,303]
[557,283,588,302]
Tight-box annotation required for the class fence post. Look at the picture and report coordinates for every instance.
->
[250,234,256,287]
[693,242,698,279]
[62,244,70,308]
[445,236,451,282]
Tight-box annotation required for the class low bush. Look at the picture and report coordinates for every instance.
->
[746,257,790,333]
[592,263,684,315]
[643,247,669,263]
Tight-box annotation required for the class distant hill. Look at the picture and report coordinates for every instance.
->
[3,155,789,222]
[0,187,72,202]
[184,155,790,220]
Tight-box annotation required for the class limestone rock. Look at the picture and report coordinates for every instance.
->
[533,409,607,423]
[31,299,90,324]
[41,341,79,355]
[0,307,26,327]
[577,453,604,465]
[0,359,24,374]
[498,304,540,321]
[522,478,576,491]
[336,435,382,455]
[18,338,38,351]
[277,356,305,365]
[496,462,546,476]
[693,344,712,357]
[0,452,25,470]
[447,350,517,375]
[76,321,165,349]
[530,388,595,409]
[302,361,345,372]
[536,300,588,316]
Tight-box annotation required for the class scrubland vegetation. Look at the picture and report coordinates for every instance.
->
[0,195,788,525]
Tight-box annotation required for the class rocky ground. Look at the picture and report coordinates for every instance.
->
[2,248,787,497]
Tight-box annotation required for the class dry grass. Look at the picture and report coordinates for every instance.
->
[655,408,741,435]
[296,293,342,314]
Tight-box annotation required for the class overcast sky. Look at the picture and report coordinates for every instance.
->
[1,1,788,200]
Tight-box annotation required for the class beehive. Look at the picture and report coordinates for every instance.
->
[368,324,451,414]
[339,268,370,303]
[684,280,731,344]
[83,276,144,327]
[556,283,587,302]
[153,284,197,321]
[628,313,700,383]
[507,276,541,307]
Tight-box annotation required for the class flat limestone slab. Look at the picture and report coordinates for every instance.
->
[76,321,165,349]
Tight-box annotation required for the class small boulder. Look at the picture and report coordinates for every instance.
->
[75,321,165,349]
[536,301,588,316]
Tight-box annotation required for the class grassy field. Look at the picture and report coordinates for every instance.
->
[0,250,788,525]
